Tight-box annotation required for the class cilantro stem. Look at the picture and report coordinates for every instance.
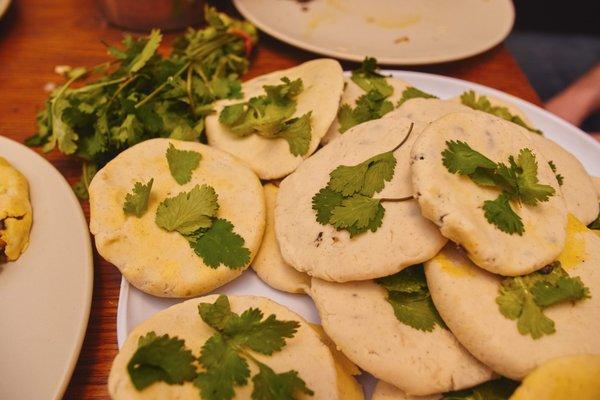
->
[389,122,414,153]
[68,76,128,94]
[377,196,414,202]
[186,65,195,113]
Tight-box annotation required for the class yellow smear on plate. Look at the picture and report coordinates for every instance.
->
[364,14,421,29]
[434,251,474,277]
[556,214,588,270]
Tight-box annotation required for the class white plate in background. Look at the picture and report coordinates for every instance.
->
[117,70,600,398]
[0,137,93,400]
[233,0,514,65]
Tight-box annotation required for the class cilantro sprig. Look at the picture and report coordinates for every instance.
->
[496,262,590,339]
[126,295,314,399]
[312,123,414,237]
[442,377,519,400]
[396,86,437,107]
[460,91,543,135]
[123,178,154,217]
[350,57,393,97]
[167,143,202,185]
[338,90,394,133]
[219,77,312,156]
[27,7,258,199]
[376,265,447,332]
[442,141,556,235]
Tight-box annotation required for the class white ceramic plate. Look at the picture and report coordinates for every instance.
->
[233,0,514,65]
[0,137,93,400]
[117,70,600,398]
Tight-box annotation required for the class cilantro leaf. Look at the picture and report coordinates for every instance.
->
[460,90,543,135]
[329,151,397,197]
[496,262,590,339]
[516,148,555,205]
[251,362,314,400]
[190,218,250,269]
[441,140,497,175]
[155,184,219,235]
[278,112,312,156]
[547,160,564,186]
[351,57,393,97]
[127,332,197,390]
[194,333,250,400]
[312,187,345,225]
[396,86,437,107]
[166,143,202,185]
[442,377,519,400]
[377,265,446,332]
[329,195,384,235]
[338,90,394,133]
[483,193,524,235]
[123,178,154,217]
[195,295,312,400]
[127,29,162,73]
[219,78,312,155]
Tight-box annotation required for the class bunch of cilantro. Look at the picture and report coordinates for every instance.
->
[127,295,314,400]
[27,7,257,199]
[442,141,555,235]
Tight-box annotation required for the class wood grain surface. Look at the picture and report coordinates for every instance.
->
[0,0,554,398]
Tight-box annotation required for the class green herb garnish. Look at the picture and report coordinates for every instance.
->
[219,77,312,156]
[547,160,564,186]
[312,124,413,237]
[376,265,446,332]
[166,143,202,185]
[123,179,154,217]
[27,7,257,198]
[396,86,437,107]
[338,90,394,133]
[496,262,590,339]
[442,141,555,235]
[442,377,519,400]
[460,90,543,135]
[350,57,393,97]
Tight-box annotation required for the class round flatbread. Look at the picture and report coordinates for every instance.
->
[450,93,534,126]
[321,76,410,145]
[89,138,265,298]
[276,114,447,282]
[252,183,310,294]
[411,111,567,276]
[592,176,600,200]
[205,59,344,180]
[528,134,598,225]
[309,278,493,395]
[394,97,472,124]
[425,216,600,380]
[372,381,440,400]
[0,157,33,261]
[108,295,341,399]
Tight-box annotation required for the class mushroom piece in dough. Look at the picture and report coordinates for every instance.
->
[89,139,265,298]
[108,295,342,400]
[206,59,344,180]
[252,183,310,294]
[0,157,33,262]
[309,277,493,396]
[321,76,410,145]
[411,111,567,276]
[276,114,447,282]
[424,216,600,380]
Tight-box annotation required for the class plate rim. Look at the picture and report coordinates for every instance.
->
[0,136,94,400]
[233,0,515,65]
[116,68,600,349]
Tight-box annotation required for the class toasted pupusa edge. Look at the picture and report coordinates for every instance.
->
[394,97,472,124]
[410,111,567,276]
[276,114,447,282]
[372,381,441,400]
[0,157,33,261]
[251,183,310,293]
[89,138,265,298]
[310,324,364,400]
[108,295,341,400]
[527,133,599,225]
[509,355,600,400]
[424,216,600,380]
[321,76,410,145]
[308,277,494,396]
[205,59,344,180]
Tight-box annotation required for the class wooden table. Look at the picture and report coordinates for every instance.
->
[0,1,547,398]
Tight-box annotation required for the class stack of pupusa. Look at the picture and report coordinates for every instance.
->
[258,60,600,399]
